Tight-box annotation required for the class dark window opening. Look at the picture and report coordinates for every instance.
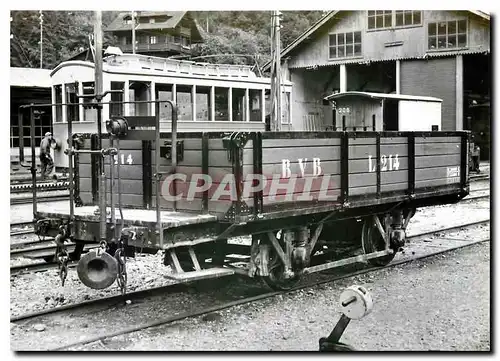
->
[109,82,125,118]
[65,83,80,122]
[215,87,229,121]
[383,100,399,131]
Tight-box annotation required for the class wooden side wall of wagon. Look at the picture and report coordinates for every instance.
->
[237,131,468,221]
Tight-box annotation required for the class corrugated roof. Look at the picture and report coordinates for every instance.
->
[10,67,51,88]
[291,48,490,69]
[325,91,443,103]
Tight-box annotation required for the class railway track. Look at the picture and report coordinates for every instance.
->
[52,225,491,350]
[11,219,489,331]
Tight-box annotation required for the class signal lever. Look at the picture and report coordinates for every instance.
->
[319,285,373,351]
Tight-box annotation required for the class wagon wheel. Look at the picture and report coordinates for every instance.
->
[261,231,300,291]
[361,216,396,267]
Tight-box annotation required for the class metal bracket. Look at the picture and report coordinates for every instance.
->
[160,140,184,162]
[373,215,389,248]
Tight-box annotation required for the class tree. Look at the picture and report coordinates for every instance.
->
[10,10,119,69]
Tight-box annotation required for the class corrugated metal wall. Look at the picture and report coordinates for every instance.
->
[400,57,457,130]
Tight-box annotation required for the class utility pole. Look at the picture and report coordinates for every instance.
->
[270,10,282,131]
[131,11,136,54]
[39,10,43,68]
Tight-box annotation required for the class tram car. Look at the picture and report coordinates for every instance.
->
[28,82,470,291]
[49,53,293,171]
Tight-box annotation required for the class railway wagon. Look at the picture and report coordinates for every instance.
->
[33,104,470,291]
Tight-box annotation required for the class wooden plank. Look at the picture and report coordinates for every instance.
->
[243,148,253,168]
[241,175,341,199]
[415,136,461,144]
[348,145,376,160]
[101,139,144,150]
[79,164,144,180]
[380,144,408,157]
[415,178,456,189]
[415,166,462,182]
[349,137,376,146]
[381,170,408,184]
[152,149,231,167]
[262,146,341,164]
[80,178,145,195]
[245,160,341,178]
[349,157,409,174]
[415,154,461,168]
[259,190,341,205]
[152,198,231,215]
[381,182,408,193]
[380,137,407,145]
[349,144,408,159]
[79,150,143,165]
[350,185,377,196]
[348,173,376,188]
[261,138,341,148]
[415,142,461,156]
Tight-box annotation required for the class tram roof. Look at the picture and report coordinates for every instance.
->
[50,53,293,86]
[325,91,443,103]
[11,67,52,88]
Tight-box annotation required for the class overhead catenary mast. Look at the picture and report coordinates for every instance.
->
[270,10,282,131]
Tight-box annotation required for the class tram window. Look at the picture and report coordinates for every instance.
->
[176,85,193,121]
[196,86,211,121]
[129,81,151,116]
[156,83,173,119]
[232,88,246,122]
[109,82,125,117]
[65,83,80,122]
[249,89,262,122]
[82,82,96,122]
[54,85,63,123]
[215,87,229,121]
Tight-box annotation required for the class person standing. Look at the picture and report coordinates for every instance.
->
[39,132,55,179]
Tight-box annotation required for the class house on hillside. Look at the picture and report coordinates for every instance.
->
[265,10,490,158]
[105,11,203,58]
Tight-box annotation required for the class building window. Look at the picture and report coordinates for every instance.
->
[428,19,467,50]
[368,11,392,30]
[149,18,155,23]
[150,36,157,44]
[395,11,422,27]
[329,31,362,59]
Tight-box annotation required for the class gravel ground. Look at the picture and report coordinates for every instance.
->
[10,222,489,351]
[10,196,490,318]
[72,240,491,351]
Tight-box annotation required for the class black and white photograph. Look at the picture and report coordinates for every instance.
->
[8,7,491,351]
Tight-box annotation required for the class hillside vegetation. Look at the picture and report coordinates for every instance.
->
[10,10,324,69]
